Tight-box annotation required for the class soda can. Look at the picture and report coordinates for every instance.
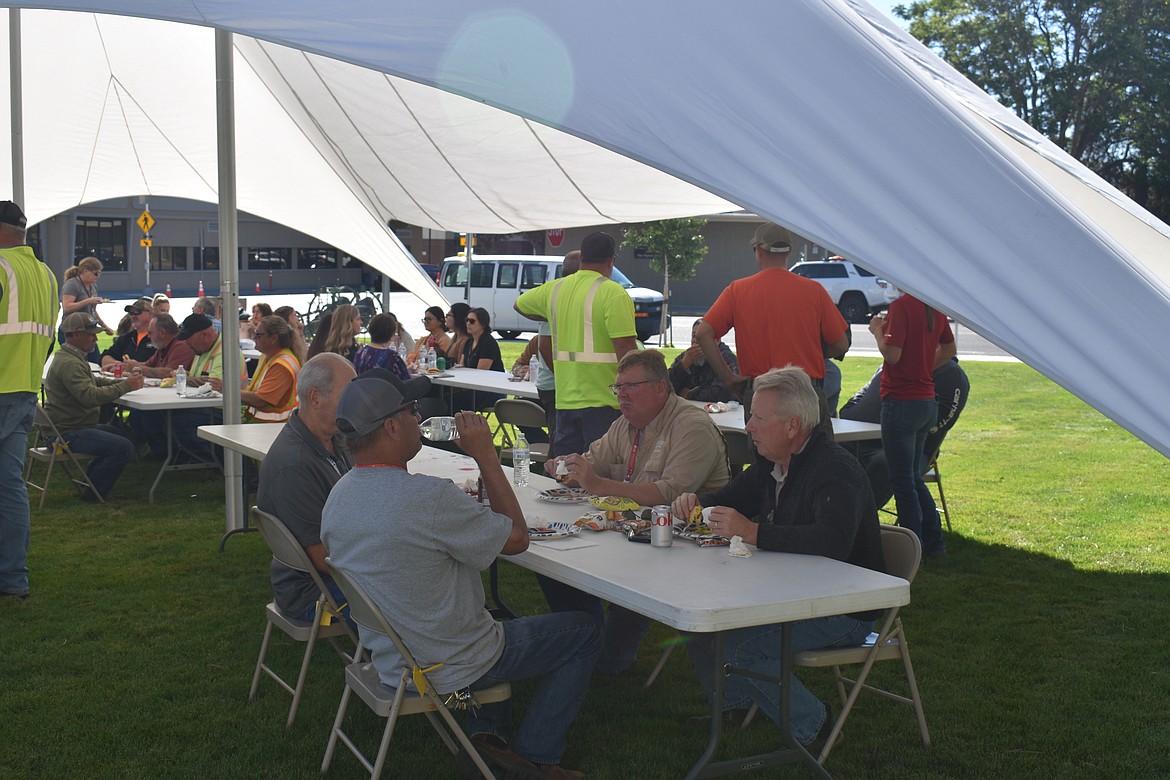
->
[437,356,446,371]
[650,505,673,548]
[112,363,123,378]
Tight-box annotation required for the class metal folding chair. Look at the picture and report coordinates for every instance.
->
[792,524,931,763]
[249,507,357,727]
[922,450,951,531]
[322,559,511,780]
[493,398,550,466]
[24,405,103,508]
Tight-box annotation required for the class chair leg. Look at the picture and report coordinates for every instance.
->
[643,642,676,688]
[895,621,931,747]
[370,672,411,780]
[40,455,56,509]
[934,472,951,532]
[322,684,355,773]
[287,603,326,727]
[434,702,499,779]
[248,620,276,703]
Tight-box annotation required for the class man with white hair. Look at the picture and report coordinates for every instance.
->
[257,353,356,621]
[671,366,886,749]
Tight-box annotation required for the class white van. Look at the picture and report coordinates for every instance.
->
[439,255,665,340]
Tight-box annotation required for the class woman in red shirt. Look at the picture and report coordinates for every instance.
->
[868,293,956,555]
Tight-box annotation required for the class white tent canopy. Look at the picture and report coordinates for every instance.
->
[3,1,1170,458]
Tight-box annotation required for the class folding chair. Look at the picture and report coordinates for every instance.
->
[249,507,358,727]
[722,429,753,473]
[792,524,930,763]
[494,398,550,466]
[24,405,103,508]
[922,449,951,531]
[323,559,511,780]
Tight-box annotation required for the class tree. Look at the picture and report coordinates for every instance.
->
[895,0,1170,221]
[621,218,709,345]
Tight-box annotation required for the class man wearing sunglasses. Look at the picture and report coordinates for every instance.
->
[323,369,600,778]
[99,297,156,369]
[542,349,731,674]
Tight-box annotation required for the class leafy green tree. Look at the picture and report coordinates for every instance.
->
[896,0,1170,220]
[621,218,708,344]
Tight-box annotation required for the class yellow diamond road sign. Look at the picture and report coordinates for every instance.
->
[137,210,155,234]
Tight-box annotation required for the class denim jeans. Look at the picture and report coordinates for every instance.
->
[535,577,651,674]
[290,578,355,631]
[686,615,874,744]
[61,423,135,498]
[129,409,214,462]
[467,611,601,766]
[881,398,940,548]
[550,407,620,458]
[0,393,36,594]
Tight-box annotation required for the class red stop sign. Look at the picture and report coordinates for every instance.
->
[547,228,565,247]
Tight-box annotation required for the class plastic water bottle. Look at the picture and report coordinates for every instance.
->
[426,345,437,371]
[513,431,530,487]
[175,364,187,396]
[529,354,539,383]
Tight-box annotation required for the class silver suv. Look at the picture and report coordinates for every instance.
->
[789,260,899,323]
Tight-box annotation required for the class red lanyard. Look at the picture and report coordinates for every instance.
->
[623,431,641,483]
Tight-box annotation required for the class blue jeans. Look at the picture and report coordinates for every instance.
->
[467,612,601,766]
[550,407,620,458]
[881,398,943,550]
[534,575,650,674]
[0,393,36,594]
[61,423,135,498]
[686,616,874,744]
[129,409,214,462]
[291,578,355,631]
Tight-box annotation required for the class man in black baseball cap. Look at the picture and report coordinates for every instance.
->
[335,368,432,439]
[0,200,27,229]
[100,297,156,369]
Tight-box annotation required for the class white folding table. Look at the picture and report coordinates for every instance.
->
[196,426,907,777]
[686,399,883,442]
[116,386,223,503]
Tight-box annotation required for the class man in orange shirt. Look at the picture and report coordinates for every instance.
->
[695,223,849,430]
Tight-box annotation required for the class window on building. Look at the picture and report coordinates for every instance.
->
[248,247,291,270]
[300,247,338,269]
[196,246,219,271]
[151,246,189,271]
[74,217,127,271]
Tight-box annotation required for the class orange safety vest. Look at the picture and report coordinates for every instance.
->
[245,349,299,422]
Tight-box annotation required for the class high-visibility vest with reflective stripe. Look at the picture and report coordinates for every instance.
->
[0,246,60,394]
[245,349,299,422]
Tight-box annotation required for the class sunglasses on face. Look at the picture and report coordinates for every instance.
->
[466,318,478,324]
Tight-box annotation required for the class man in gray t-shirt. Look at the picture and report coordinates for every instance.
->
[322,369,600,777]
[257,354,355,620]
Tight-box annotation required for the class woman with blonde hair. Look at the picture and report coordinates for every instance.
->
[241,315,302,423]
[60,256,114,335]
[151,293,171,315]
[318,303,362,363]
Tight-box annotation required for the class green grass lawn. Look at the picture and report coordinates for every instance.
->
[4,354,1169,778]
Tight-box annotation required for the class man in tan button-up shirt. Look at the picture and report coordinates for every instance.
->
[542,348,731,674]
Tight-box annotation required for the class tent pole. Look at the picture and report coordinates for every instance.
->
[215,29,246,542]
[9,9,23,204]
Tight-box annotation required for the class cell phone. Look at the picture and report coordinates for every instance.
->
[626,530,651,544]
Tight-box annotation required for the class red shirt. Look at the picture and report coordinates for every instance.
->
[879,294,954,400]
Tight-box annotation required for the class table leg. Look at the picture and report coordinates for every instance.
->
[686,625,832,779]
[148,407,223,504]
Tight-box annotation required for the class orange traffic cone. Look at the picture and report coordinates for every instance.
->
[255,281,261,293]
[165,283,172,297]
[197,279,205,296]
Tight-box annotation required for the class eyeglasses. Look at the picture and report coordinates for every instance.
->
[388,401,420,419]
[91,270,102,277]
[466,318,479,324]
[609,380,655,395]
[129,308,144,315]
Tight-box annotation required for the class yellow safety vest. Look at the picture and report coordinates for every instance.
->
[0,246,59,394]
[245,349,300,422]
